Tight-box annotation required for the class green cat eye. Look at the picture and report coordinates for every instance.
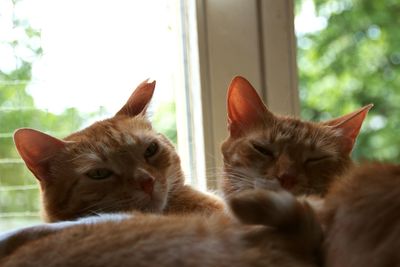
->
[144,142,159,158]
[86,168,113,180]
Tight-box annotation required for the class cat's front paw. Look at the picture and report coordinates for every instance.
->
[228,188,295,228]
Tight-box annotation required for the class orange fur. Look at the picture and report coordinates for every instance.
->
[323,163,400,267]
[1,189,322,267]
[13,80,224,222]
[222,76,371,196]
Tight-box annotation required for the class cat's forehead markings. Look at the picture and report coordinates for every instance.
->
[74,154,103,174]
[84,153,102,161]
[272,122,310,143]
[268,120,340,156]
[121,133,136,145]
[116,116,152,131]
[98,143,113,156]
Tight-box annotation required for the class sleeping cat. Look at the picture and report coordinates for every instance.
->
[0,188,322,267]
[322,163,400,267]
[13,79,224,222]
[221,76,371,197]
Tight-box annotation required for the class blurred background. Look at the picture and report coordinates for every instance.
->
[296,0,400,162]
[1,0,399,231]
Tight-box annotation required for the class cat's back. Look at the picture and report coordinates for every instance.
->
[1,214,248,267]
[324,164,400,267]
[1,210,319,267]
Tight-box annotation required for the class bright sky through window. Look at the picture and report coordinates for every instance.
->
[0,0,179,117]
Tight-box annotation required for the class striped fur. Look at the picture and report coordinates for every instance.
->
[222,76,371,197]
[14,80,224,222]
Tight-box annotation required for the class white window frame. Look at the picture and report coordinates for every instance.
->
[178,0,299,190]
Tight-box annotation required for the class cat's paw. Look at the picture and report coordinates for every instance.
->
[229,188,322,251]
[228,188,296,228]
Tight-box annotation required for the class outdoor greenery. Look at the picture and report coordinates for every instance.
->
[0,0,90,230]
[297,0,400,162]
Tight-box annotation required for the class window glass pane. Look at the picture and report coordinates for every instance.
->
[295,0,400,162]
[0,0,197,231]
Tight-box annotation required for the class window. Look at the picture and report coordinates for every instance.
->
[0,0,299,231]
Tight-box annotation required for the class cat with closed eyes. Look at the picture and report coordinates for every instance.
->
[221,76,371,197]
[13,79,224,223]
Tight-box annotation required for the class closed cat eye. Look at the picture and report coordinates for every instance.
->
[304,156,331,165]
[144,142,159,158]
[86,168,113,180]
[252,143,274,157]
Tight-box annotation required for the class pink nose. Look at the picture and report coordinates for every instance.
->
[140,178,154,195]
[277,173,297,189]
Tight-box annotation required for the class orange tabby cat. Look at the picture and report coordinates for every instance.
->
[13,79,223,222]
[222,76,371,196]
[1,188,322,267]
[322,163,400,267]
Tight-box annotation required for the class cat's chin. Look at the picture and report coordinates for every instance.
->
[140,193,168,214]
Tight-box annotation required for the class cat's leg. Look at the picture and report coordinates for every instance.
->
[0,212,133,259]
[166,185,226,215]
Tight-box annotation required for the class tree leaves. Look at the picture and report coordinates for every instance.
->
[298,0,400,161]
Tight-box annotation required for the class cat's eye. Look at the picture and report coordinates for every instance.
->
[252,143,274,157]
[86,168,113,180]
[305,156,331,165]
[144,142,159,158]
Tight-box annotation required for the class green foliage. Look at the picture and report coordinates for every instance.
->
[297,0,400,162]
[0,0,88,231]
[152,101,177,145]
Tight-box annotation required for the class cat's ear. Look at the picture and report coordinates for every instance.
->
[14,128,66,181]
[324,104,373,153]
[116,79,156,117]
[227,76,273,137]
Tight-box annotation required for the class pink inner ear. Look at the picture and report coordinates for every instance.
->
[227,76,271,137]
[116,79,156,117]
[324,104,373,128]
[327,104,373,153]
[14,128,66,181]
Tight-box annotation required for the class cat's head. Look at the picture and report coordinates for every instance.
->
[14,80,184,222]
[221,76,371,196]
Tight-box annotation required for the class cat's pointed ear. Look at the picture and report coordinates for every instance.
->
[116,79,156,117]
[14,128,66,181]
[324,104,373,153]
[227,76,273,137]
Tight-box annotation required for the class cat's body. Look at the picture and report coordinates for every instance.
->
[13,80,224,223]
[221,76,371,197]
[1,189,322,267]
[322,163,400,267]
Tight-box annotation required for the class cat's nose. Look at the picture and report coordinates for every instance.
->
[277,173,297,189]
[139,177,154,195]
[135,168,155,195]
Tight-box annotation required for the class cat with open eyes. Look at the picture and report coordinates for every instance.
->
[0,79,226,259]
[13,79,224,223]
[221,76,372,197]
